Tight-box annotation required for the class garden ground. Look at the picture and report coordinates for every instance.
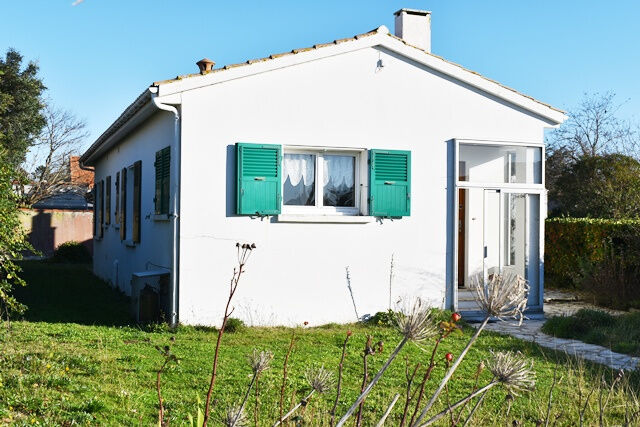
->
[0,261,638,425]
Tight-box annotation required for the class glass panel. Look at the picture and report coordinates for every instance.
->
[459,143,542,184]
[283,154,315,206]
[323,155,355,207]
[460,187,485,288]
[483,190,501,284]
[526,194,540,306]
[503,193,526,276]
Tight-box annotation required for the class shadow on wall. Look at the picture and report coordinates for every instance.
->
[28,210,55,257]
[226,144,235,217]
[24,209,94,257]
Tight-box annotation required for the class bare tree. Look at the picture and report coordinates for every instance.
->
[19,103,88,205]
[547,92,638,160]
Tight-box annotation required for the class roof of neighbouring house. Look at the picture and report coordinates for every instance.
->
[32,189,92,210]
[81,25,566,165]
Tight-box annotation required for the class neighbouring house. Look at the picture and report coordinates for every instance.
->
[21,157,94,256]
[80,9,566,326]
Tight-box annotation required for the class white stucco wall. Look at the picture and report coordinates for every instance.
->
[175,45,554,326]
[92,112,175,296]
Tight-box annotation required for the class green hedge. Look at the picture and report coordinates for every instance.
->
[545,217,640,289]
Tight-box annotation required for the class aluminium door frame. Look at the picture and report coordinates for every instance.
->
[452,139,546,314]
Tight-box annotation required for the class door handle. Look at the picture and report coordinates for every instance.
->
[484,246,488,258]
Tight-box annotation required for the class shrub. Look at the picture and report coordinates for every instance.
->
[366,309,396,327]
[542,309,640,356]
[0,153,33,317]
[572,308,616,328]
[51,241,92,263]
[545,217,640,288]
[223,317,245,333]
[541,315,589,338]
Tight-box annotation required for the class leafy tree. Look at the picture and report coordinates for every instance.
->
[0,48,46,167]
[0,150,32,318]
[550,154,640,219]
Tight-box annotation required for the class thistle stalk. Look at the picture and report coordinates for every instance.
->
[412,316,490,425]
[202,243,256,427]
[273,366,333,427]
[330,331,351,426]
[273,390,314,427]
[417,382,497,426]
[376,393,401,427]
[337,336,408,427]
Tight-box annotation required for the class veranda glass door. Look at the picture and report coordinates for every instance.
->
[481,190,540,308]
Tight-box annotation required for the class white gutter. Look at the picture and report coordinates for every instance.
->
[151,89,181,327]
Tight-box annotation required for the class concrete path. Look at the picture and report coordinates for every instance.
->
[471,290,640,371]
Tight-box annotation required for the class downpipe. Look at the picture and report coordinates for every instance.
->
[151,91,181,327]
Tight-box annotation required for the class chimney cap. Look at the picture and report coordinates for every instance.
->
[196,58,216,74]
[394,8,431,17]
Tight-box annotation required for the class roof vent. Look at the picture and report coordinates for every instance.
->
[394,8,431,52]
[196,58,215,74]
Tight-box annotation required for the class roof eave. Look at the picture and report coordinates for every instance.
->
[80,88,155,166]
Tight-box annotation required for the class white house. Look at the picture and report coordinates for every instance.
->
[80,9,566,327]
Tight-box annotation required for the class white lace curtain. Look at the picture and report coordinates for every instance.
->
[323,155,354,187]
[283,154,315,186]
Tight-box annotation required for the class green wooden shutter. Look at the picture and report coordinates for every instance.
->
[369,149,411,217]
[105,176,111,225]
[236,143,281,215]
[155,147,170,215]
[133,160,142,243]
[120,168,126,241]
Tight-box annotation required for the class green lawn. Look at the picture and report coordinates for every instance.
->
[542,308,640,356]
[0,261,638,425]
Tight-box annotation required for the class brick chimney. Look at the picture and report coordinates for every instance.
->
[69,156,94,188]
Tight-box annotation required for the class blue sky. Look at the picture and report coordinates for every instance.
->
[2,1,639,151]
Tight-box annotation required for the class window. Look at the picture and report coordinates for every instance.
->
[122,161,142,244]
[154,147,171,215]
[96,180,104,238]
[120,168,127,240]
[458,143,542,184]
[282,150,358,214]
[235,143,411,218]
[132,161,142,243]
[105,176,111,225]
[115,172,120,224]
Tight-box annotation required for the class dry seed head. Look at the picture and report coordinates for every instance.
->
[486,351,535,396]
[247,349,273,374]
[395,298,438,342]
[473,272,529,324]
[304,365,334,394]
[222,404,247,427]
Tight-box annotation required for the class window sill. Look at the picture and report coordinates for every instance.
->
[153,214,171,222]
[124,239,138,248]
[276,214,375,224]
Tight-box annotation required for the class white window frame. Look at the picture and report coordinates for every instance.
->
[281,146,367,216]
